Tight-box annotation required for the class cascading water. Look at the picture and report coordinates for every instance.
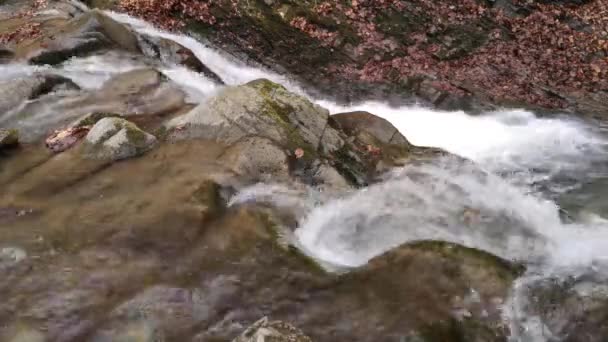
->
[4,6,608,340]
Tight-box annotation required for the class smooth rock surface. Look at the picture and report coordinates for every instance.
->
[82,117,156,160]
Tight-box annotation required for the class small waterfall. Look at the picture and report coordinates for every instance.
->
[3,6,608,340]
[107,11,608,341]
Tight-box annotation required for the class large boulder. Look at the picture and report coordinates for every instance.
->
[166,79,450,188]
[82,117,156,160]
[166,79,344,155]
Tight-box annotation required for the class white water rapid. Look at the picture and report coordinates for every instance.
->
[4,7,608,341]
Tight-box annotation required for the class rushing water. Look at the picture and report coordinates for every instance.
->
[3,7,608,341]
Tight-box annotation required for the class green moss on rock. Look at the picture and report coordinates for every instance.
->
[408,240,525,279]
[74,112,122,128]
[0,128,19,148]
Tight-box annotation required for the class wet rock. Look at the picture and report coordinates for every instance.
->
[330,111,450,182]
[0,128,19,149]
[297,241,521,341]
[166,79,344,154]
[191,179,224,222]
[0,73,79,115]
[44,113,126,153]
[311,162,351,193]
[19,10,140,65]
[138,34,224,84]
[512,273,608,342]
[6,68,185,143]
[0,48,14,63]
[232,317,312,342]
[220,137,290,182]
[86,68,186,117]
[82,117,156,160]
[332,111,410,146]
[164,79,388,186]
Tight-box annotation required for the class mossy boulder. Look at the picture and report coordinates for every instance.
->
[82,117,157,160]
[166,79,343,154]
[0,129,19,149]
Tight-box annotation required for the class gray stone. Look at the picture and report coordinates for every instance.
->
[0,74,79,116]
[220,137,290,181]
[167,79,344,154]
[82,117,156,160]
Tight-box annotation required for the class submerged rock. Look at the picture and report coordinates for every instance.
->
[82,117,156,160]
[233,317,312,342]
[219,136,290,182]
[511,273,608,342]
[5,68,186,143]
[0,73,79,116]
